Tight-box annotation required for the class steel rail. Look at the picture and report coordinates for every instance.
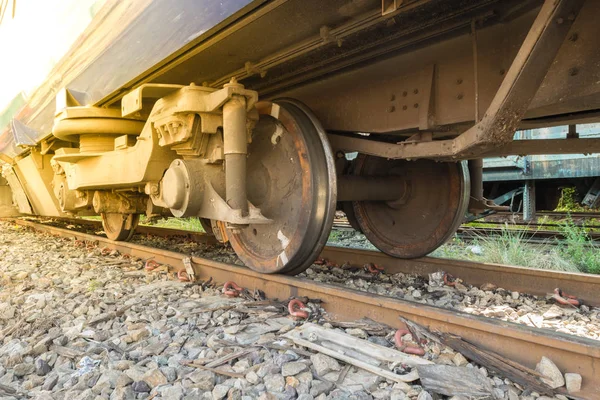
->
[6,218,600,398]
[333,217,600,241]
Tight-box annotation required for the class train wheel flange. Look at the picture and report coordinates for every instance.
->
[227,99,336,274]
[352,156,469,258]
[101,213,140,241]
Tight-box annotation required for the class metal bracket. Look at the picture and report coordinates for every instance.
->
[10,119,38,147]
[121,84,184,117]
[1,164,32,214]
[122,83,259,119]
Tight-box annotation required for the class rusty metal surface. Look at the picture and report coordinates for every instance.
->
[9,218,600,398]
[227,100,337,275]
[351,157,469,258]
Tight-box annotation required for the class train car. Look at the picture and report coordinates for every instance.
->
[482,123,600,220]
[1,0,599,274]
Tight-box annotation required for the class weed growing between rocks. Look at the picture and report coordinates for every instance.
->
[557,220,600,274]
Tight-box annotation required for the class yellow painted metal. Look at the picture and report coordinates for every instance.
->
[14,153,62,216]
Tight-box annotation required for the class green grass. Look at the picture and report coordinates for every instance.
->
[434,221,600,274]
[88,279,103,292]
[141,217,206,232]
[558,219,600,274]
[555,187,588,212]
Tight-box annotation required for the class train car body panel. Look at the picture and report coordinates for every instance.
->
[0,0,257,160]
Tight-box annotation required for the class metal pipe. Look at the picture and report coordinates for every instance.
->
[337,175,406,202]
[471,20,479,123]
[467,158,485,214]
[468,159,483,201]
[223,95,248,216]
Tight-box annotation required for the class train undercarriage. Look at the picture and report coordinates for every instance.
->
[2,0,600,274]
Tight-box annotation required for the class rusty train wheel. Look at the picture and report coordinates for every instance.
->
[101,213,139,241]
[352,156,469,258]
[227,99,336,274]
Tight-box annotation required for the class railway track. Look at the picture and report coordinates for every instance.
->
[5,217,600,398]
[333,217,600,244]
[457,226,600,243]
[20,216,600,307]
[494,211,600,220]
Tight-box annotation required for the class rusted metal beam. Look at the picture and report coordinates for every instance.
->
[329,0,587,161]
[11,219,600,398]
[329,135,600,159]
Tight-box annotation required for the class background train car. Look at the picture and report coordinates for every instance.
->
[482,123,600,220]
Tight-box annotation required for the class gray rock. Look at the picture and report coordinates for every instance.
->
[257,362,281,378]
[310,354,340,376]
[310,380,334,397]
[113,361,134,371]
[327,389,352,399]
[124,367,145,382]
[13,363,35,377]
[35,359,52,376]
[258,393,278,400]
[212,384,230,399]
[564,373,582,393]
[188,369,216,390]
[86,373,101,388]
[110,385,136,400]
[372,389,392,400]
[0,303,16,320]
[160,366,177,382]
[536,357,565,389]
[115,373,133,388]
[94,370,121,391]
[142,368,167,387]
[282,362,308,377]
[131,381,151,393]
[159,383,185,399]
[42,374,59,391]
[227,387,243,400]
[297,395,314,400]
[245,370,260,384]
[416,392,432,400]
[281,385,297,400]
[264,374,285,393]
[75,388,96,400]
[274,353,299,367]
[390,390,407,400]
[297,371,313,385]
